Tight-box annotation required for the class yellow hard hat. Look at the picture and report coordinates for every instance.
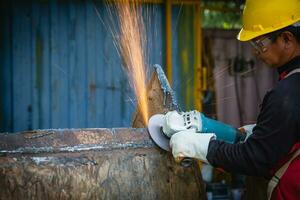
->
[237,0,300,41]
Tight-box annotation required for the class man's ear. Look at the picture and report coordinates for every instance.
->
[281,31,294,44]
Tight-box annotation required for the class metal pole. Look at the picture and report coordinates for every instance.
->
[194,1,202,111]
[165,0,172,85]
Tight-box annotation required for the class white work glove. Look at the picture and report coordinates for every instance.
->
[170,129,216,164]
[162,110,202,138]
[239,124,256,141]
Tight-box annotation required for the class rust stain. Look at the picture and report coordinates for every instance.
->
[0,128,155,154]
[89,84,97,93]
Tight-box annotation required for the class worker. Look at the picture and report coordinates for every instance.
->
[166,0,300,199]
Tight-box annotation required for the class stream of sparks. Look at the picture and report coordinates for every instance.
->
[114,0,149,125]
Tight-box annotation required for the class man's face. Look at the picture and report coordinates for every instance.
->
[250,34,285,68]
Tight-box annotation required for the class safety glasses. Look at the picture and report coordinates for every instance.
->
[249,36,273,54]
[249,32,280,54]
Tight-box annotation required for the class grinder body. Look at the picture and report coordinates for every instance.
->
[147,112,245,167]
[199,113,245,143]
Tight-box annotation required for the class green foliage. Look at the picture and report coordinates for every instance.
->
[202,2,243,29]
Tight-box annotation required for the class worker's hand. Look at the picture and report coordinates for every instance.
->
[239,124,256,141]
[170,129,216,164]
[162,110,202,138]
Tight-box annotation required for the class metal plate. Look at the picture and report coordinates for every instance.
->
[147,114,171,152]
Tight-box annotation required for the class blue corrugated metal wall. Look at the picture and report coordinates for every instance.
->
[172,6,198,111]
[0,0,164,132]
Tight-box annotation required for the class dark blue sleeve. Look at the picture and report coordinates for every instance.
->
[206,78,300,177]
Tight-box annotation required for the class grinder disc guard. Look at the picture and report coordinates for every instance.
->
[148,114,171,152]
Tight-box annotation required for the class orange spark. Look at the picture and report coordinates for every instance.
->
[115,0,149,125]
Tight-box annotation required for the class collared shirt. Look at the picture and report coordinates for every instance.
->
[278,56,300,80]
[206,56,300,178]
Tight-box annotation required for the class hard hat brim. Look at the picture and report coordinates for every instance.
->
[237,19,300,42]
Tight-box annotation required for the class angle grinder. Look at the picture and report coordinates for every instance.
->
[147,111,246,167]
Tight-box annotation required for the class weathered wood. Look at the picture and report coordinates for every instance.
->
[132,66,177,128]
[0,129,206,200]
[131,67,206,199]
[132,72,168,127]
